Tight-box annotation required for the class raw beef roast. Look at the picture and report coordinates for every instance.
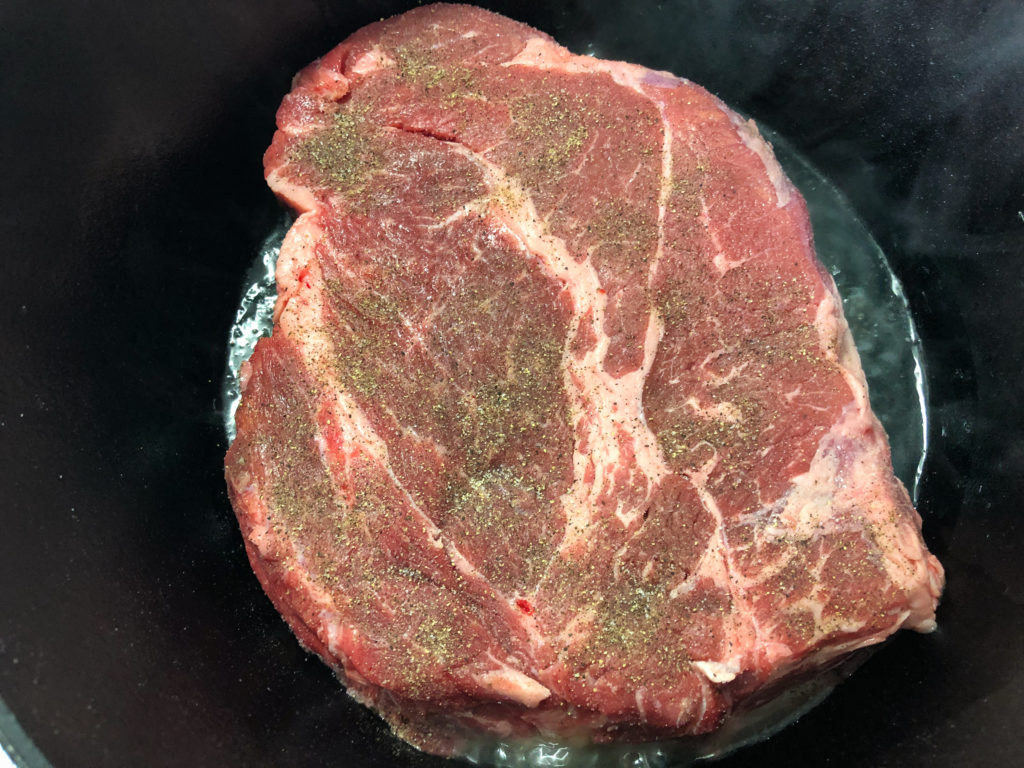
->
[225,3,944,756]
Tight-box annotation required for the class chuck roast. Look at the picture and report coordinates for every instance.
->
[225,3,944,756]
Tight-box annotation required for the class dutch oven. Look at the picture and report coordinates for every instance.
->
[1,1,1022,766]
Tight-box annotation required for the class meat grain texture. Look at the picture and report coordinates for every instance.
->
[225,3,944,757]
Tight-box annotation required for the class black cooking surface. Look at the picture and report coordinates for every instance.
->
[1,2,1022,766]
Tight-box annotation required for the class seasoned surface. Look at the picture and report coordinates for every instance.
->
[226,3,943,755]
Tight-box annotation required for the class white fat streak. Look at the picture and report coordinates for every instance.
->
[762,455,839,544]
[553,608,596,654]
[498,38,681,542]
[275,218,396,474]
[506,38,774,690]
[443,538,489,581]
[267,170,321,215]
[708,361,750,388]
[718,240,942,651]
[349,45,394,76]
[700,201,768,277]
[815,283,870,394]
[687,399,934,627]
[275,221,513,583]
[782,595,866,639]
[503,36,673,92]
[473,665,551,708]
[692,347,750,389]
[634,687,648,722]
[640,558,656,580]
[692,657,742,684]
[668,540,715,599]
[273,212,319,313]
[783,384,804,403]
[760,605,908,680]
[611,544,628,580]
[684,396,743,423]
[685,456,766,667]
[809,280,941,632]
[789,403,941,631]
[445,147,670,553]
[444,544,547,659]
[274,207,578,686]
[726,114,793,209]
[700,198,752,276]
[233,221,378,670]
[687,675,713,731]
[648,80,674,299]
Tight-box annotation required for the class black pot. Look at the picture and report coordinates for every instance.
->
[2,2,1021,766]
